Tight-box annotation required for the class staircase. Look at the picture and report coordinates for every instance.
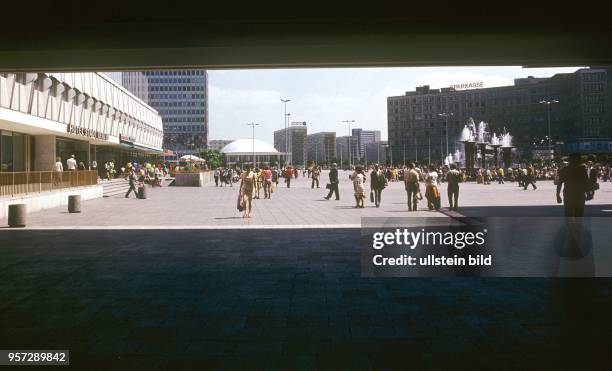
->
[100,177,175,197]
[101,178,130,198]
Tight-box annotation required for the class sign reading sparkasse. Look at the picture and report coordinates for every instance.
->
[449,82,484,90]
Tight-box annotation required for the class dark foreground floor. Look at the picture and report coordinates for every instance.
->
[1,230,611,370]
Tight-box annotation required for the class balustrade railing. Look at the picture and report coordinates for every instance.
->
[0,171,98,197]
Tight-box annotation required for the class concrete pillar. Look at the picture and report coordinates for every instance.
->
[68,195,82,213]
[8,204,26,227]
[34,135,56,171]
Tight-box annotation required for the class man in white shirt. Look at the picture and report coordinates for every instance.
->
[53,157,63,172]
[66,154,77,171]
[53,157,63,186]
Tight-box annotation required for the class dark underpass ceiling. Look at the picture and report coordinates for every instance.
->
[1,1,611,71]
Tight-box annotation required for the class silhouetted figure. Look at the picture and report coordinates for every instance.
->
[557,153,589,217]
[524,165,537,190]
[447,164,460,211]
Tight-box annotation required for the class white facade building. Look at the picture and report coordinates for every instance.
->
[0,72,163,172]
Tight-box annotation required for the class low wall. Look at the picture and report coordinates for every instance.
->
[0,185,103,219]
[173,171,213,187]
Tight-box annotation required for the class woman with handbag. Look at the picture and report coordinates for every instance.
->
[238,165,256,218]
[350,166,367,208]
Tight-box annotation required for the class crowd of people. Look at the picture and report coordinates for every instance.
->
[228,155,607,218]
[56,152,606,217]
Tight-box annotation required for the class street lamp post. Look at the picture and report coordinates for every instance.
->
[539,99,559,152]
[247,123,260,168]
[341,120,355,169]
[281,98,291,165]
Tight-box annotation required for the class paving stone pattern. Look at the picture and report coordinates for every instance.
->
[1,229,612,370]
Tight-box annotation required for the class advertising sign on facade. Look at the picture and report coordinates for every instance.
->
[66,124,109,141]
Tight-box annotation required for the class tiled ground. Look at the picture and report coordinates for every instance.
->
[2,173,612,228]
[1,229,612,370]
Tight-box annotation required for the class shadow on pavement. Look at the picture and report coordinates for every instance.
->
[1,229,611,370]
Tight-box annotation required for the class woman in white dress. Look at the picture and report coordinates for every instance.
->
[350,166,367,208]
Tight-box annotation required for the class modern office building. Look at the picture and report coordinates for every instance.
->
[351,128,381,160]
[387,67,611,163]
[364,141,388,165]
[120,72,149,103]
[208,139,234,151]
[274,122,307,166]
[122,70,208,155]
[306,132,336,165]
[0,72,163,173]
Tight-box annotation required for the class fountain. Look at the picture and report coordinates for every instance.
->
[489,132,502,168]
[458,118,478,171]
[500,129,514,168]
[457,118,514,173]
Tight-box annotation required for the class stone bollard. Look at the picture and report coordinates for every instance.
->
[138,186,147,199]
[68,195,82,213]
[8,204,26,228]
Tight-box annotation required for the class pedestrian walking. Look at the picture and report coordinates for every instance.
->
[404,163,420,211]
[350,166,367,208]
[214,167,220,186]
[125,169,139,198]
[557,153,590,217]
[524,165,537,190]
[285,166,292,188]
[238,165,256,218]
[311,166,320,188]
[324,163,340,200]
[67,154,77,171]
[425,165,441,210]
[447,164,460,211]
[497,167,505,184]
[370,164,386,208]
[263,165,273,199]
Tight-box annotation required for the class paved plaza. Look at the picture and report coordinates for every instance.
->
[1,173,612,369]
[2,171,612,228]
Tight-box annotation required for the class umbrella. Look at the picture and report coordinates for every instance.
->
[180,155,204,162]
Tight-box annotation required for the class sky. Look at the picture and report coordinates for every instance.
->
[208,66,584,143]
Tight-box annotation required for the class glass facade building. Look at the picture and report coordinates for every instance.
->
[122,70,209,155]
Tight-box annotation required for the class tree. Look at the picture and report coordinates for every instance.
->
[198,149,224,169]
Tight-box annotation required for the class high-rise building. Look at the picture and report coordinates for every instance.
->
[274,122,307,166]
[335,136,350,166]
[307,132,336,165]
[351,128,381,160]
[387,67,611,163]
[122,70,208,155]
[335,135,360,166]
[120,72,149,102]
[364,141,388,165]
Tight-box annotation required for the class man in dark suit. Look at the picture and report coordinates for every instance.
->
[324,163,340,200]
[557,153,589,217]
